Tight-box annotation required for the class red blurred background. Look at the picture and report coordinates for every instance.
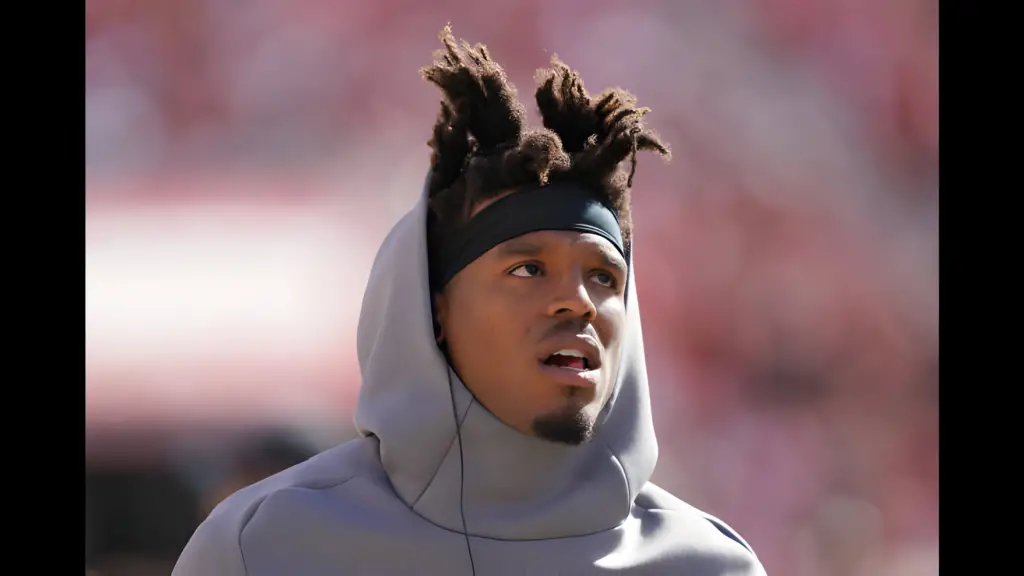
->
[85,1,937,575]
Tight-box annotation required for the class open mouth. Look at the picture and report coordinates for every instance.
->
[542,349,591,372]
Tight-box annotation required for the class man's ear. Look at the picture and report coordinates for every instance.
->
[433,292,448,344]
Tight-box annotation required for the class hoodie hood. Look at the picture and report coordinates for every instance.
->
[353,178,659,541]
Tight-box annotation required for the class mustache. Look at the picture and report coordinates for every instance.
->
[540,318,599,342]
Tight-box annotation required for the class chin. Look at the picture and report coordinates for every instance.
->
[530,405,596,446]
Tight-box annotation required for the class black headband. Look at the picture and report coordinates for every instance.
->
[430,184,626,291]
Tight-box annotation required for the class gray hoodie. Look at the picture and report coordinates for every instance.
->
[172,183,766,575]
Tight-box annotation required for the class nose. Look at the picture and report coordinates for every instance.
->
[546,270,597,320]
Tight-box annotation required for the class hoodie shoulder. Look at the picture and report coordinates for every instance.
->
[172,437,382,576]
[171,493,252,576]
[636,482,767,575]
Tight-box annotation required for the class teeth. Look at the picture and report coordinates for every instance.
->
[554,349,585,358]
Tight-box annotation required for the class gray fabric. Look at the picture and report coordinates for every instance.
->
[172,181,767,575]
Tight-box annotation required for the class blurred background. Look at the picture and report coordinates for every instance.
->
[85,0,938,574]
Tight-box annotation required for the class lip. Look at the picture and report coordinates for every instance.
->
[537,362,600,388]
[538,334,603,369]
[536,334,603,388]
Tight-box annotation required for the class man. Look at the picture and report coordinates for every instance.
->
[173,27,765,575]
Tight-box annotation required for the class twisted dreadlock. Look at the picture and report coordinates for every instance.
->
[423,26,669,260]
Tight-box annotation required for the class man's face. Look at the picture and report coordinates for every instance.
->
[435,217,629,445]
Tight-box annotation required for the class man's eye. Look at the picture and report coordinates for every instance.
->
[592,271,615,287]
[509,263,543,277]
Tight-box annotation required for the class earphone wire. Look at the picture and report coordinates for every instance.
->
[447,369,477,576]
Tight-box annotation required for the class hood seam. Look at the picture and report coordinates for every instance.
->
[602,440,633,521]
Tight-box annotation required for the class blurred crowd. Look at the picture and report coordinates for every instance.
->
[85,1,937,575]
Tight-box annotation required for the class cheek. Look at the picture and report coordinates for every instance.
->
[594,299,627,346]
[447,293,524,363]
[595,301,627,394]
[447,301,486,352]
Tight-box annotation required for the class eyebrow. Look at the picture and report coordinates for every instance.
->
[497,237,628,274]
[596,249,629,276]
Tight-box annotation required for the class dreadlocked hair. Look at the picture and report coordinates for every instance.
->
[423,26,669,260]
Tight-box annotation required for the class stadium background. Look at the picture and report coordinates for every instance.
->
[85,1,938,574]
